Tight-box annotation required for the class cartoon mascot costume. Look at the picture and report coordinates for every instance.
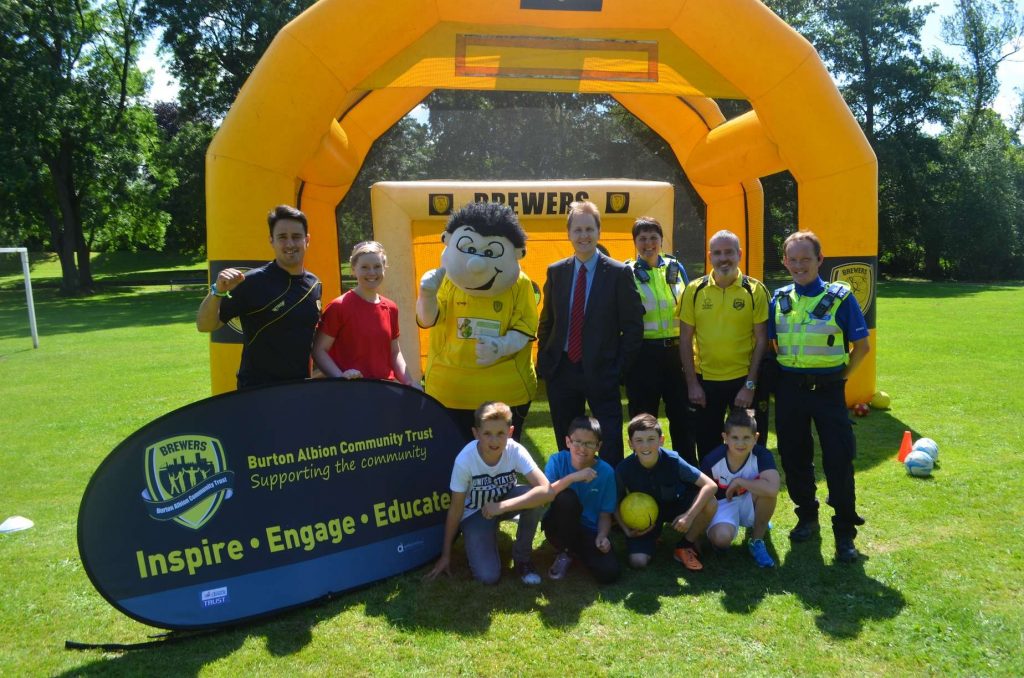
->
[415,202,538,441]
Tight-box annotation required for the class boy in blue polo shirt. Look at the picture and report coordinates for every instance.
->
[542,416,620,584]
[616,413,717,571]
[701,408,780,568]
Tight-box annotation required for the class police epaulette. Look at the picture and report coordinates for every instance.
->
[827,282,850,299]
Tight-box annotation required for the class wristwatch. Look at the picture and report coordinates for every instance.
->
[210,283,231,298]
[744,380,756,390]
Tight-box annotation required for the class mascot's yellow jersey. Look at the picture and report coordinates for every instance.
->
[424,272,538,409]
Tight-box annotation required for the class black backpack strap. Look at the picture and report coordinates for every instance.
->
[691,275,711,309]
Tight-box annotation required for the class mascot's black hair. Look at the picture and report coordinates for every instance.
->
[445,202,527,249]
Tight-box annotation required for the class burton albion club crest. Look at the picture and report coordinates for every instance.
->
[428,193,453,216]
[605,192,630,214]
[831,262,874,315]
[142,435,235,530]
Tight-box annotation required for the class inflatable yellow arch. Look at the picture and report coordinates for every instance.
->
[205,0,878,403]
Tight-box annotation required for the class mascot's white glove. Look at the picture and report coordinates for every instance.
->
[475,331,530,367]
[416,267,446,327]
[419,267,446,295]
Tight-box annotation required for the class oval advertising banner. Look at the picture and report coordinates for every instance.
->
[78,380,463,630]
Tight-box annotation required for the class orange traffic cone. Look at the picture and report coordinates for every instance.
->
[897,430,913,462]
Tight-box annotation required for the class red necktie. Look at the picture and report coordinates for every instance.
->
[567,265,586,363]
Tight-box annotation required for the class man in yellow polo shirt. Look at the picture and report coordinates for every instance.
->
[678,230,770,461]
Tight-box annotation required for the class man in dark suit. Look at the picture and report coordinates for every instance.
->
[537,201,645,467]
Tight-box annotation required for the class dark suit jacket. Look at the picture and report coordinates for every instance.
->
[537,252,645,384]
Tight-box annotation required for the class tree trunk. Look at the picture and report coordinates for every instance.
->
[47,136,89,294]
[42,199,78,293]
[75,209,93,291]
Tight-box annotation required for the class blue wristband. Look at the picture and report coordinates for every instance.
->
[210,283,231,298]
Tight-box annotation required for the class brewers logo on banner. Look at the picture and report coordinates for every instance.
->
[606,192,630,214]
[830,262,873,315]
[142,435,234,530]
[428,193,453,216]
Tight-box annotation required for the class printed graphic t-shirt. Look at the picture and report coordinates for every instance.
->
[449,438,539,520]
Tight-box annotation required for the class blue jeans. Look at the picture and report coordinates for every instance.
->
[461,485,541,584]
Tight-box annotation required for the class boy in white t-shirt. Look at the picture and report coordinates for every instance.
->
[700,408,780,568]
[425,401,551,585]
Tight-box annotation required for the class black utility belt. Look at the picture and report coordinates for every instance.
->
[642,337,680,348]
[780,370,845,389]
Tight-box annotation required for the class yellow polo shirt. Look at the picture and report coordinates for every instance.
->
[677,271,768,381]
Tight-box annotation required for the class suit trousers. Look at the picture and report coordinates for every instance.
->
[546,356,625,467]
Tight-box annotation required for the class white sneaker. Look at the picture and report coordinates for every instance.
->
[515,560,541,585]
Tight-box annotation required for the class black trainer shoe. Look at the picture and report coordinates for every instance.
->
[835,537,860,563]
[788,519,820,542]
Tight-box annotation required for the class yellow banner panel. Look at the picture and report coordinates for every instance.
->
[359,24,741,98]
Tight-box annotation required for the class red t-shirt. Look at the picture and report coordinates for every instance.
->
[316,291,399,380]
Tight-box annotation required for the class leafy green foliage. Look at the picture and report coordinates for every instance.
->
[765,0,1024,279]
[144,0,315,120]
[942,0,1024,147]
[0,0,169,293]
[151,101,216,255]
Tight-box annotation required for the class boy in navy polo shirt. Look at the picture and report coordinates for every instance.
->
[615,413,717,571]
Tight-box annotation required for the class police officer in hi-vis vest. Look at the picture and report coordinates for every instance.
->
[769,230,870,564]
[623,217,695,465]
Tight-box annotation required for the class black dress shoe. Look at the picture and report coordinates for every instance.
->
[835,537,860,563]
[788,519,820,542]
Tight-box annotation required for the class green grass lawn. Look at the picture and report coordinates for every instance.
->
[0,279,1022,676]
[0,251,208,290]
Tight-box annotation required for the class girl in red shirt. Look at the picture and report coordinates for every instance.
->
[312,241,417,387]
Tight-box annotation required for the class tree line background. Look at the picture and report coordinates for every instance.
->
[1,0,1022,293]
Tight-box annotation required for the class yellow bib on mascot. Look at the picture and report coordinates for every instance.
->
[415,202,539,440]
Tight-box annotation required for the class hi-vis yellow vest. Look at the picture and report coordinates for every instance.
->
[774,282,851,369]
[625,256,685,340]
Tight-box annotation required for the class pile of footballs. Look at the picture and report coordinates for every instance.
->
[903,437,939,478]
[849,390,940,477]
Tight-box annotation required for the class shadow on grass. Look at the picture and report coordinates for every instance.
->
[57,614,317,677]
[55,526,906,676]
[680,536,905,638]
[0,288,201,339]
[848,409,938,480]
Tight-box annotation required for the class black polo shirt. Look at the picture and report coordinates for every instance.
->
[219,261,321,389]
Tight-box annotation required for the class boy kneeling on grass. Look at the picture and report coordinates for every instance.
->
[541,416,620,584]
[425,401,550,585]
[616,414,718,571]
[701,408,780,568]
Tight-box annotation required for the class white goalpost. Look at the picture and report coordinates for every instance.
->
[1,247,39,348]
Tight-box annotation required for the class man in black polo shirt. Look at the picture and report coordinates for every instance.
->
[196,205,322,389]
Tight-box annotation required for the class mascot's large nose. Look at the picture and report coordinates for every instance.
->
[467,257,488,274]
